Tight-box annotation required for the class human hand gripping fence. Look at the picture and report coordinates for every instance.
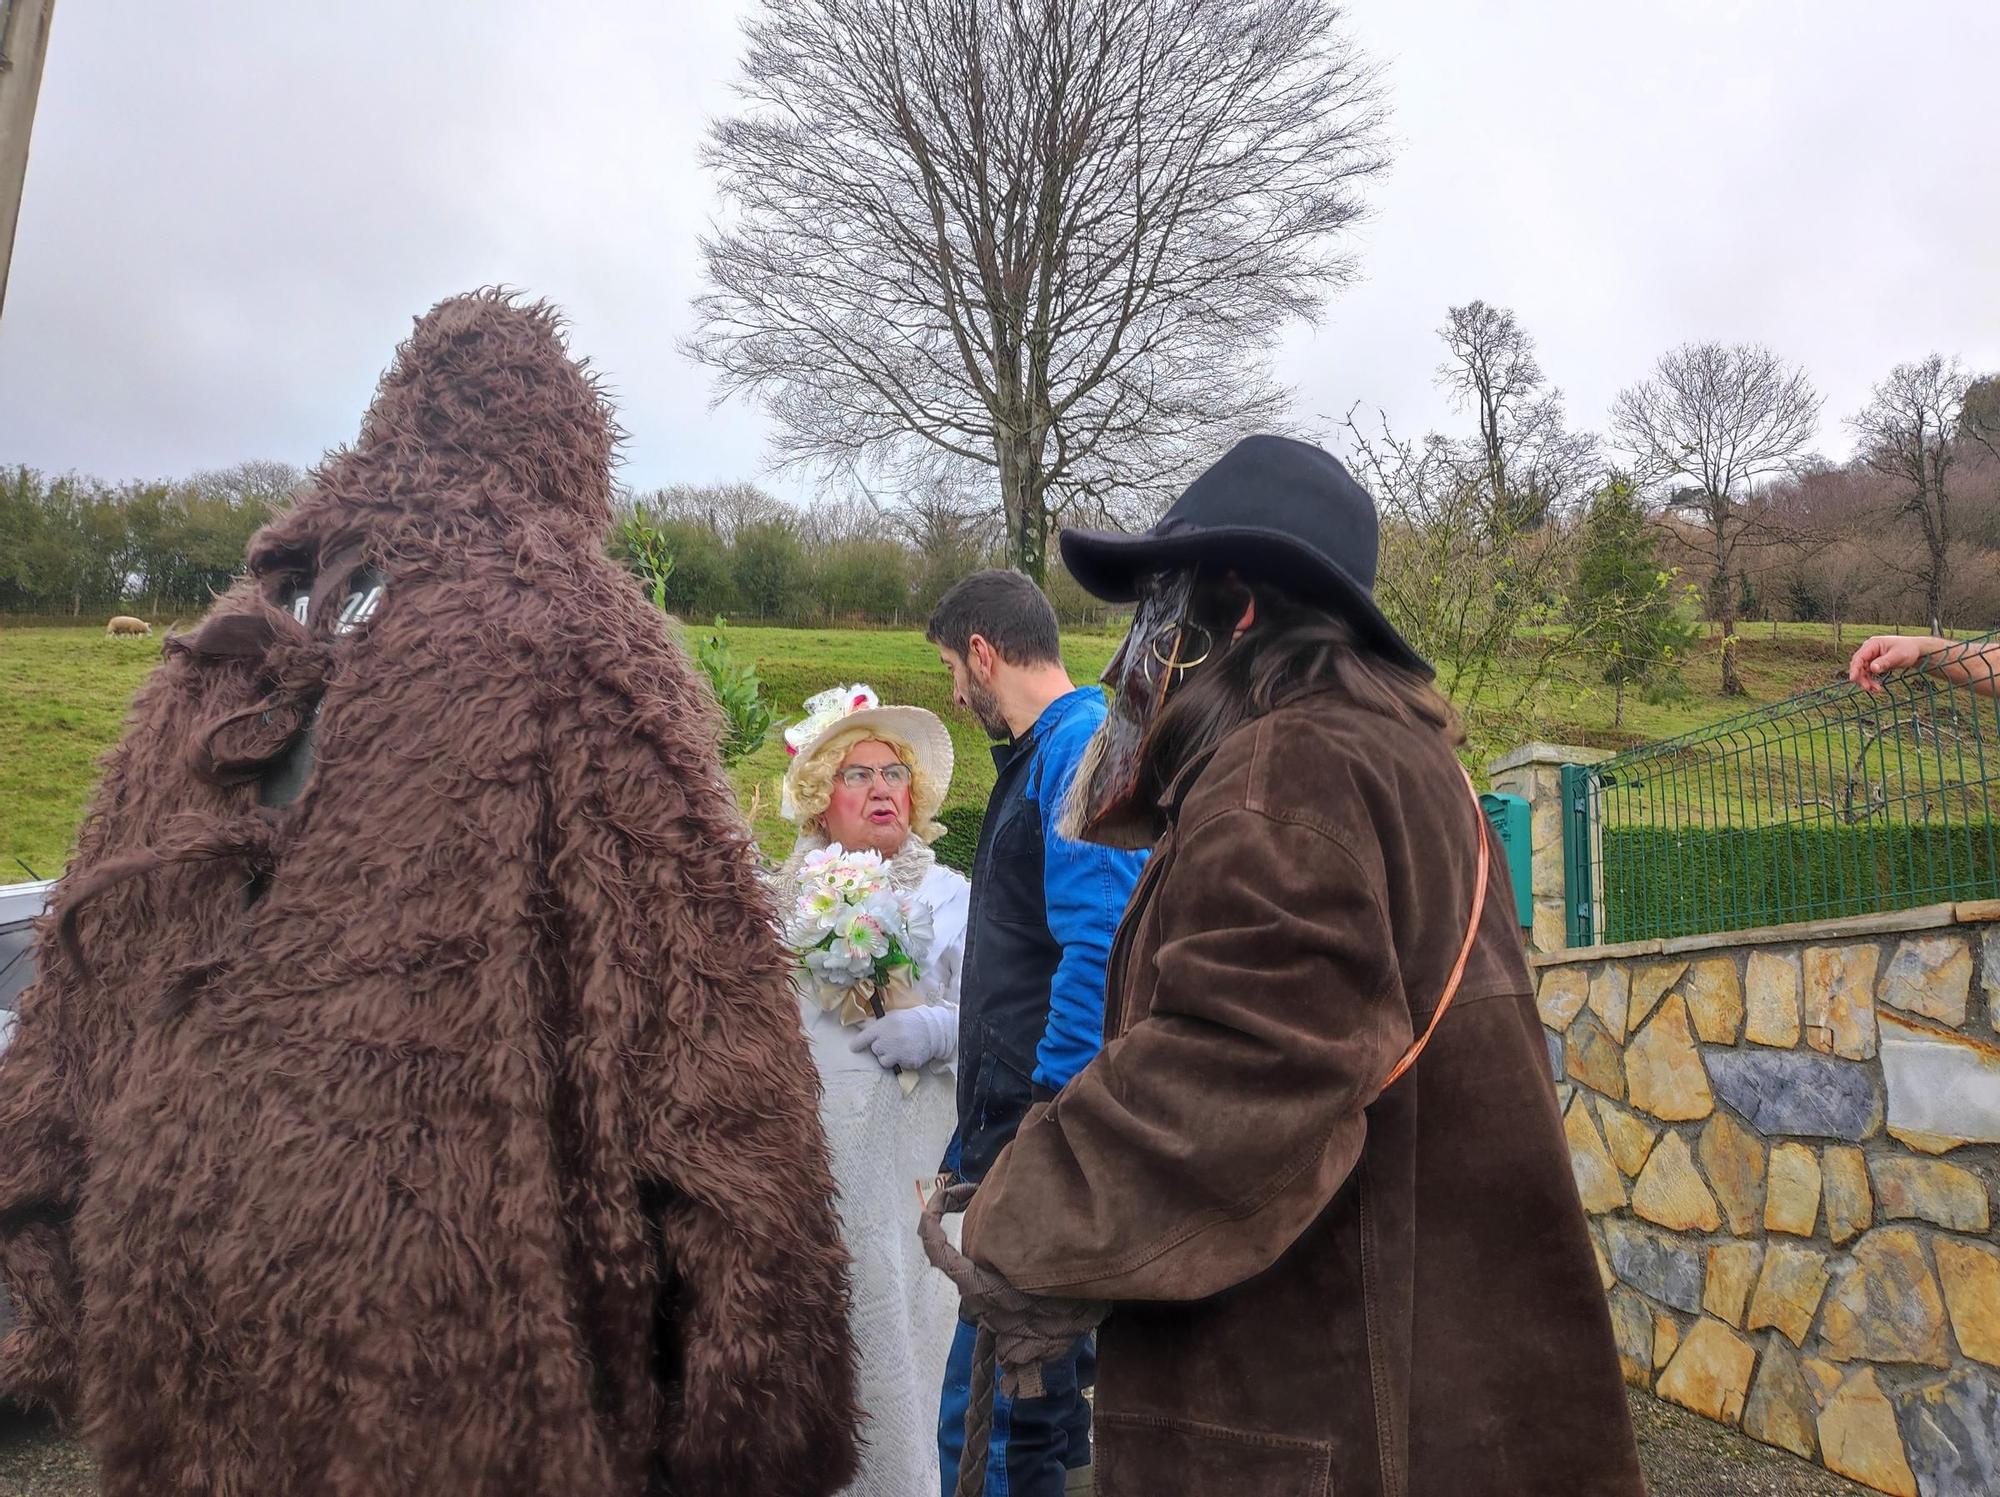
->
[1573,627,2000,946]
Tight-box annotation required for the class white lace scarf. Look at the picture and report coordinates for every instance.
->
[774,830,938,897]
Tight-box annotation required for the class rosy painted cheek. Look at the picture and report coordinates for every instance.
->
[827,787,865,831]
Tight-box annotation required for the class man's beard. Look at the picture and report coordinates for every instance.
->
[966,677,1010,740]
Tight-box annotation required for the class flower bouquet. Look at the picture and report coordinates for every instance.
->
[785,844,936,1093]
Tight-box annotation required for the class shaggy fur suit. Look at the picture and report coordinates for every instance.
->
[0,292,860,1495]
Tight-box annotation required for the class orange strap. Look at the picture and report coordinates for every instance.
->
[1379,768,1490,1092]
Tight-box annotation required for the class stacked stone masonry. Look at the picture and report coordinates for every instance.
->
[1536,904,2000,1497]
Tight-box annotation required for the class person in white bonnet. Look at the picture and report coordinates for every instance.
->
[775,684,969,1497]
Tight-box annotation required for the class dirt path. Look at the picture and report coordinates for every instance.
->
[0,1390,1885,1496]
[0,1409,90,1497]
[1625,1391,1877,1496]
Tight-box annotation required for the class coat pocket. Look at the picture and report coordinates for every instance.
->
[1094,1412,1333,1497]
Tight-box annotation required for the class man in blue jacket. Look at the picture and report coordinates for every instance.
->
[927,570,1148,1497]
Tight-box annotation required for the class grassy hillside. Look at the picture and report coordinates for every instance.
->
[0,618,1875,879]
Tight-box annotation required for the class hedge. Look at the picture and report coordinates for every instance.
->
[1599,822,2000,945]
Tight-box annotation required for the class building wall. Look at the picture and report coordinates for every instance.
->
[1536,902,2000,1497]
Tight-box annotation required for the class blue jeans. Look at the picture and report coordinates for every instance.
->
[938,1318,1094,1497]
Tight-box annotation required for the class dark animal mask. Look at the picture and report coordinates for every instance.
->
[1058,568,1210,849]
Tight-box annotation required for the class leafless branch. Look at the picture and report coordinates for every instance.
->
[1848,353,1971,634]
[686,0,1390,578]
[1610,341,1822,692]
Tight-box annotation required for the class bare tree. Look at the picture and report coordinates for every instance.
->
[189,460,308,512]
[1766,465,1883,650]
[1850,354,1972,635]
[891,473,1002,564]
[1338,302,1610,732]
[791,492,893,549]
[1344,408,1575,725]
[689,0,1389,582]
[1611,342,1822,694]
[1964,375,2000,462]
[633,481,792,540]
[1808,540,1880,653]
[1435,301,1598,531]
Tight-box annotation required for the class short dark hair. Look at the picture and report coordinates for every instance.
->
[926,569,1062,666]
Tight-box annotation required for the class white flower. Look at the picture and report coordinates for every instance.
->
[835,904,891,961]
[795,884,841,924]
[856,888,907,942]
[784,896,840,951]
[801,902,890,986]
[899,892,936,966]
[829,855,885,898]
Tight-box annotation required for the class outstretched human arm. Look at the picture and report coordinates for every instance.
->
[1850,634,2000,697]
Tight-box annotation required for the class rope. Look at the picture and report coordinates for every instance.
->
[1379,767,1490,1091]
[955,1325,999,1497]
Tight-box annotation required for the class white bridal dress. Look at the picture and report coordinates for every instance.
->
[781,835,969,1497]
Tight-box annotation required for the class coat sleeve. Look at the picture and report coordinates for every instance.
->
[0,933,86,1414]
[545,717,859,1496]
[962,806,1409,1301]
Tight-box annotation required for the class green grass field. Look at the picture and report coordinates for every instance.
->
[0,618,1872,878]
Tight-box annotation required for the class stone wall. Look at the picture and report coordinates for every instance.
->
[1537,902,2000,1497]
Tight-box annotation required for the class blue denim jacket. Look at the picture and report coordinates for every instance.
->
[949,687,1148,1183]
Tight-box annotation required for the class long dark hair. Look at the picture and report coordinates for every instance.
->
[1132,574,1463,810]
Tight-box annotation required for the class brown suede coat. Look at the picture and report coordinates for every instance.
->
[0,292,858,1496]
[964,685,1643,1497]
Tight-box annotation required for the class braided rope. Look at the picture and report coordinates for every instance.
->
[954,1325,999,1497]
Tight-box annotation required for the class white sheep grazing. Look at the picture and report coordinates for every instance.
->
[105,616,152,637]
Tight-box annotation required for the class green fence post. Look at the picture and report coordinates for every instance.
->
[1478,792,1534,928]
[1561,762,1595,949]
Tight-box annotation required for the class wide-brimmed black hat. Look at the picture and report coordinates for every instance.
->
[1060,434,1431,678]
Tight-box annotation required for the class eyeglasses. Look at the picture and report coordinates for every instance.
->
[836,763,913,790]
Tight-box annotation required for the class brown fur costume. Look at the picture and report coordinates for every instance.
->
[0,291,860,1495]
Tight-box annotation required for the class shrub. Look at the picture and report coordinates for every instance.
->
[617,513,676,611]
[692,617,774,766]
[1599,822,2000,943]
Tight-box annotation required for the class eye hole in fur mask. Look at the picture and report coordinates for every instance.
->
[1058,569,1206,850]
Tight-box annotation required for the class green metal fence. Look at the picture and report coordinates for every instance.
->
[1564,634,2000,946]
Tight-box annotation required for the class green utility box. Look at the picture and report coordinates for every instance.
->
[1479,792,1534,928]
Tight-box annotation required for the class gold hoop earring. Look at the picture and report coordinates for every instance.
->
[1150,624,1214,678]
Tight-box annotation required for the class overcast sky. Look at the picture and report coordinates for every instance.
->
[3,0,1996,504]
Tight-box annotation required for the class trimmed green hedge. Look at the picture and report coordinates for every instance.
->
[1599,823,2000,944]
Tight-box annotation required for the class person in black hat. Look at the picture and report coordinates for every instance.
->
[927,436,1643,1497]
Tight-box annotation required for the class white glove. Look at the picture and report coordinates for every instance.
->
[848,1006,954,1071]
